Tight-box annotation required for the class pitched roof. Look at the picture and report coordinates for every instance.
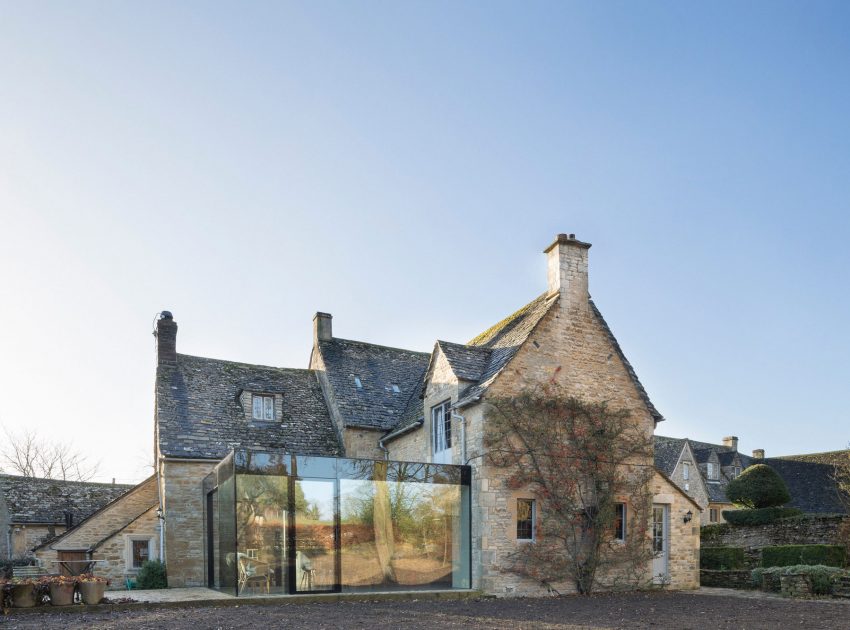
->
[654,436,686,476]
[156,354,341,459]
[763,455,847,514]
[436,341,491,382]
[456,292,558,406]
[314,339,430,431]
[0,475,133,525]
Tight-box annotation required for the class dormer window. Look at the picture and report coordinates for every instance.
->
[252,395,275,421]
[707,462,717,480]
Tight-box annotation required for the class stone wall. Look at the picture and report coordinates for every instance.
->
[699,569,752,589]
[160,460,216,587]
[12,524,64,558]
[701,515,850,551]
[94,508,160,588]
[342,427,384,460]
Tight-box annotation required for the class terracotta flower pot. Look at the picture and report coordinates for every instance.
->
[49,582,76,606]
[79,581,106,605]
[11,584,38,608]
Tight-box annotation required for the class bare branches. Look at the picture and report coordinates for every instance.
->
[0,428,99,481]
[484,385,655,594]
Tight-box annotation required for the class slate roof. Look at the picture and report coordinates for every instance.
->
[764,451,848,514]
[156,354,341,459]
[456,292,558,406]
[436,341,491,382]
[313,339,431,431]
[0,475,133,525]
[654,436,686,476]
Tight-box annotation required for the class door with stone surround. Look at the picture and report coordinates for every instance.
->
[651,504,669,584]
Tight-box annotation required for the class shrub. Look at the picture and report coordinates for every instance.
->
[135,560,167,589]
[762,545,846,568]
[726,464,791,508]
[701,547,746,570]
[722,507,802,526]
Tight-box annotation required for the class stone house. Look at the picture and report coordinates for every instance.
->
[39,233,701,594]
[0,474,131,560]
[655,436,847,526]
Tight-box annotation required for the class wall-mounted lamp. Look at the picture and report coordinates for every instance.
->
[155,507,164,521]
[683,510,693,524]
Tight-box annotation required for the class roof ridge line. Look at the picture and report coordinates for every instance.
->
[322,337,430,356]
[174,353,317,373]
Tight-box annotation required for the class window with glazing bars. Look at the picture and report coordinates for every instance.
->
[252,394,275,421]
[516,498,535,541]
[431,400,451,453]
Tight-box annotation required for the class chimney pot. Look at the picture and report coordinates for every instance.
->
[313,312,333,343]
[544,233,592,309]
[752,449,765,459]
[722,436,739,451]
[155,311,178,364]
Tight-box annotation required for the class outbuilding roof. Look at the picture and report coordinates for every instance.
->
[0,475,133,525]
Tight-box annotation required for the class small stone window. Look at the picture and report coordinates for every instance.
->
[516,498,535,541]
[710,508,719,523]
[683,462,690,480]
[252,395,275,421]
[614,503,626,541]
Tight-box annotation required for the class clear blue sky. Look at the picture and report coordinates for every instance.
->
[1,1,848,483]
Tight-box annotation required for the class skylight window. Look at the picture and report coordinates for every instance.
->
[354,377,362,389]
[391,384,401,394]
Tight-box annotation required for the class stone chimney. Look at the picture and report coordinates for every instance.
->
[752,449,765,460]
[155,311,177,364]
[313,312,333,343]
[545,233,592,310]
[722,436,739,451]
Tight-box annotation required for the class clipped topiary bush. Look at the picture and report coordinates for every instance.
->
[135,560,167,589]
[762,545,846,568]
[722,507,803,526]
[726,464,791,508]
[701,547,746,570]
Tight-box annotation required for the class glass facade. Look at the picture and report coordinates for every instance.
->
[203,449,471,596]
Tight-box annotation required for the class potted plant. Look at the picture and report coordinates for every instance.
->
[41,574,76,606]
[6,577,40,608]
[77,573,109,605]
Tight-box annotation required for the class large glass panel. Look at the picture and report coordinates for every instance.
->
[339,460,469,591]
[217,463,237,596]
[236,471,288,594]
[294,478,337,592]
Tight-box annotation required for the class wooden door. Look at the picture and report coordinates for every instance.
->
[57,550,87,576]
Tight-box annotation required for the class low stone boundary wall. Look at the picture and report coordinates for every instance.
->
[699,570,752,589]
[780,573,812,597]
[702,516,849,552]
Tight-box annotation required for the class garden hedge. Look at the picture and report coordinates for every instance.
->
[762,545,846,568]
[752,565,848,595]
[722,507,802,526]
[701,547,746,570]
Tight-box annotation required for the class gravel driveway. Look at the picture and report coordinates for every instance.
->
[1,591,849,629]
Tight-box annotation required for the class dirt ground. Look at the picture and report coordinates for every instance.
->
[2,591,850,629]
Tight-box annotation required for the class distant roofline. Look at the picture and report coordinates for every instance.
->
[0,474,135,489]
[170,352,319,374]
[319,337,430,356]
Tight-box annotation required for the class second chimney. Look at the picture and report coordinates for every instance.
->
[155,311,177,364]
[722,436,739,451]
[313,312,333,343]
[752,449,765,460]
[545,233,592,311]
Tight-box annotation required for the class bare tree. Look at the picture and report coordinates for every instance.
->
[484,385,655,594]
[0,428,99,481]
